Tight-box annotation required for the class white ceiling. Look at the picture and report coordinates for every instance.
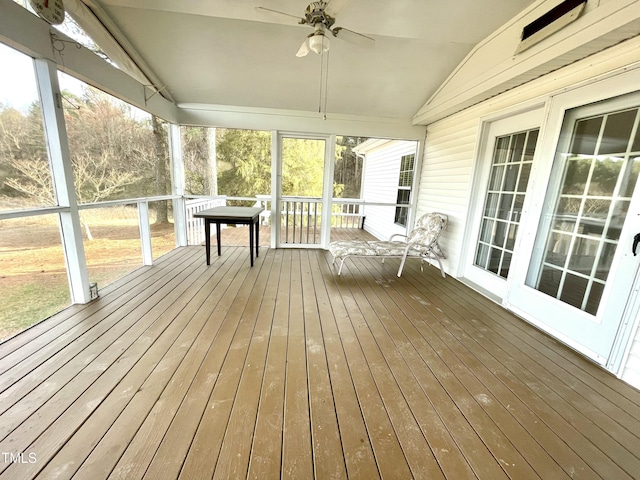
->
[88,0,538,121]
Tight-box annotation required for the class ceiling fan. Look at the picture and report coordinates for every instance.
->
[256,1,375,57]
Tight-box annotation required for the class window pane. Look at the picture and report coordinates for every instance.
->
[599,109,637,155]
[560,273,589,310]
[524,130,538,159]
[60,72,171,203]
[0,43,55,211]
[588,157,621,196]
[0,215,70,341]
[552,197,580,232]
[497,194,513,220]
[183,127,272,199]
[475,128,538,278]
[517,163,532,193]
[493,137,510,164]
[501,252,512,279]
[571,117,602,155]
[334,136,368,199]
[488,247,502,274]
[544,232,571,267]
[538,265,562,297]
[484,193,499,217]
[568,237,598,274]
[475,243,489,269]
[529,107,640,315]
[562,157,591,194]
[579,199,610,238]
[586,281,605,315]
[81,206,143,288]
[508,133,525,163]
[621,157,640,197]
[488,165,505,191]
[503,164,519,192]
[479,219,494,243]
[149,200,175,260]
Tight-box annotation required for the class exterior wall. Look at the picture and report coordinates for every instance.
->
[622,334,640,387]
[416,36,640,388]
[414,0,640,124]
[361,141,417,240]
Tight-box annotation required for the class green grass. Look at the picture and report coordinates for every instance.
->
[0,275,70,341]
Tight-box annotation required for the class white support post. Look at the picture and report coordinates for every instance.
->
[138,201,153,265]
[34,58,91,304]
[271,130,280,249]
[169,123,188,247]
[320,134,336,248]
[406,139,424,232]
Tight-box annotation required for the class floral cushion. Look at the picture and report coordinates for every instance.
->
[328,240,377,257]
[369,241,422,256]
[329,213,447,260]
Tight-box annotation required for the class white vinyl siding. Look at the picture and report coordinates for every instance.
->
[416,120,478,274]
[361,141,417,240]
[415,36,640,388]
[622,335,640,387]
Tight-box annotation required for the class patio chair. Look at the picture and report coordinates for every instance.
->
[328,212,448,278]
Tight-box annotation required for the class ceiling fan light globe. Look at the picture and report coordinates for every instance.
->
[309,34,330,54]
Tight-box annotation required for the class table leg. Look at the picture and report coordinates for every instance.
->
[216,222,221,256]
[255,219,260,258]
[204,220,210,266]
[249,220,254,267]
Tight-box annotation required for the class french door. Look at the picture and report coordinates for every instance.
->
[463,110,542,298]
[507,91,640,367]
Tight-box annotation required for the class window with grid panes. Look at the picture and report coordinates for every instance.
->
[394,154,415,226]
[474,129,538,278]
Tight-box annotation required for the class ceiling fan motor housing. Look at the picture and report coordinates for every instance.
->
[303,1,336,28]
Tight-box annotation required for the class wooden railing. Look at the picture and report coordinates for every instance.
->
[185,196,226,245]
[185,195,366,246]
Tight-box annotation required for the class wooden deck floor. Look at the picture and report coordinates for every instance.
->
[212,225,376,247]
[1,246,640,479]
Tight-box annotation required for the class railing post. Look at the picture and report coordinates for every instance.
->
[34,59,91,304]
[138,201,153,266]
[169,124,188,247]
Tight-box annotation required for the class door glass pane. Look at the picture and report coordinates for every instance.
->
[474,129,538,279]
[281,137,325,244]
[528,107,640,315]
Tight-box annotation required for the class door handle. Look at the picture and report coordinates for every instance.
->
[634,233,640,256]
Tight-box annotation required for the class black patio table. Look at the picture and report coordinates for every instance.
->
[193,206,264,266]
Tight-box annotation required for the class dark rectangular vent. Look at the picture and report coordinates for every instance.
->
[516,0,587,54]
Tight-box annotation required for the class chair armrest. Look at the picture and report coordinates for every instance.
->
[389,233,408,241]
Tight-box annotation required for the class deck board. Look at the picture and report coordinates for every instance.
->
[1,246,640,479]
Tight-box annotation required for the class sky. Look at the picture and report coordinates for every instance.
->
[0,42,85,113]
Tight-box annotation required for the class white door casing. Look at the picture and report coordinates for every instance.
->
[506,73,640,370]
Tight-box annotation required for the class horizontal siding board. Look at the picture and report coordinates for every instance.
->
[362,141,417,240]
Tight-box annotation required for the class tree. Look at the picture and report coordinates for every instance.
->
[152,115,170,223]
[334,136,367,199]
[0,87,170,222]
[217,129,271,198]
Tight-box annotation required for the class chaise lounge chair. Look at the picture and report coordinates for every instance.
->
[328,212,448,278]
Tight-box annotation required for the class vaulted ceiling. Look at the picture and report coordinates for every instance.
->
[84,0,537,121]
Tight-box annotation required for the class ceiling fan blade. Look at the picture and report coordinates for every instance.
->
[296,38,311,57]
[254,6,304,25]
[325,0,352,17]
[332,27,375,48]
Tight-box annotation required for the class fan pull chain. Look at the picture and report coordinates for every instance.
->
[318,45,330,120]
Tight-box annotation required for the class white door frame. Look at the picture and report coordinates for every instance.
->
[505,69,640,371]
[271,131,335,249]
[459,106,544,299]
